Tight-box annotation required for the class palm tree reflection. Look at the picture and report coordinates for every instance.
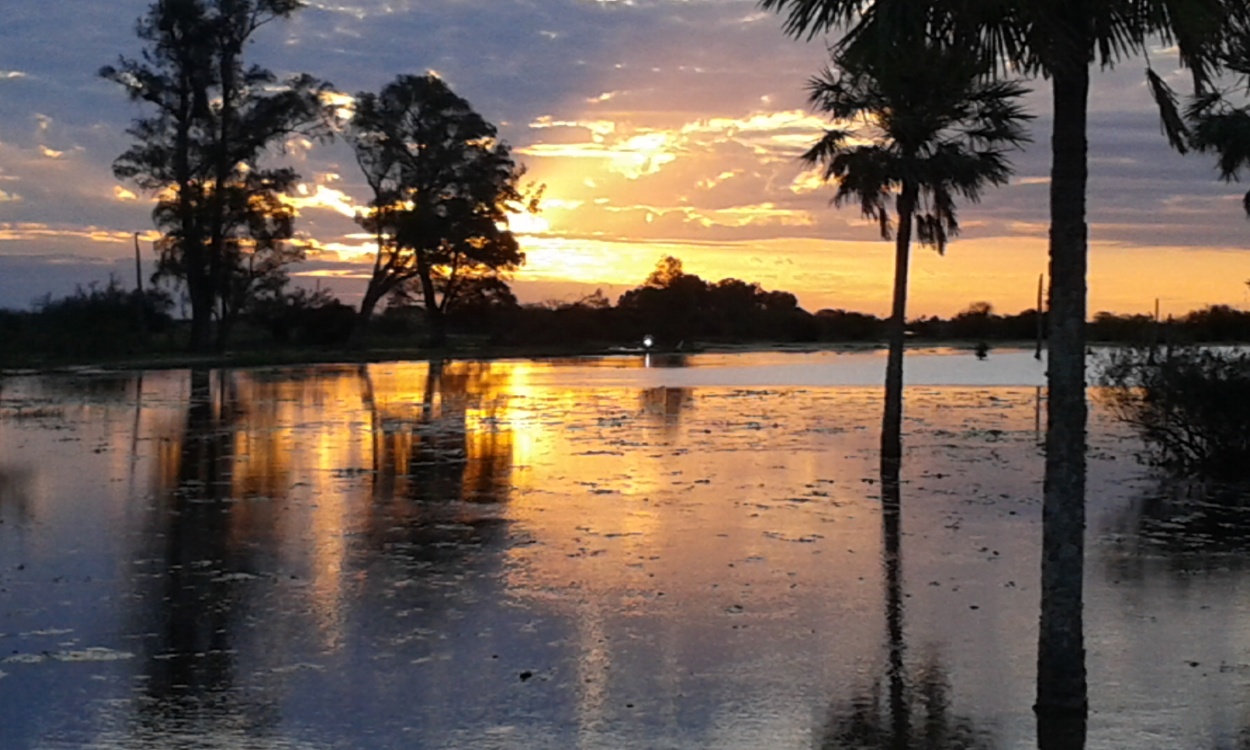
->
[819,465,995,750]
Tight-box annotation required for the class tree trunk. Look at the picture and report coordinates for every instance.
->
[215,305,235,353]
[350,280,389,350]
[186,281,213,354]
[415,254,446,349]
[1036,55,1090,718]
[176,82,213,355]
[881,183,917,470]
[425,303,447,349]
[208,43,237,355]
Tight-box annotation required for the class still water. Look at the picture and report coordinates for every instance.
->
[0,350,1247,749]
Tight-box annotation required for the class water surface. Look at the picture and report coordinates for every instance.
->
[1,351,1247,749]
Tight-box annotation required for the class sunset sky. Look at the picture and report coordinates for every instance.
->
[1,0,1249,318]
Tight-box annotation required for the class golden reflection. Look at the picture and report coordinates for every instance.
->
[145,362,540,650]
[141,362,900,709]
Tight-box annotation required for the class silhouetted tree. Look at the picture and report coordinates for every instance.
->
[347,74,538,348]
[803,41,1029,468]
[949,301,998,340]
[645,255,686,289]
[618,257,710,344]
[102,0,326,352]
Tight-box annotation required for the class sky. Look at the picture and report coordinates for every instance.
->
[1,0,1249,319]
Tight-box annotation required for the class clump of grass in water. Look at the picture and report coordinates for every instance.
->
[1099,345,1250,479]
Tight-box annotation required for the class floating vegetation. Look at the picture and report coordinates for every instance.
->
[3,648,135,664]
[0,406,64,420]
[53,648,135,662]
[20,628,74,637]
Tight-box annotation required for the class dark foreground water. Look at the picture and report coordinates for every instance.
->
[1,351,1248,749]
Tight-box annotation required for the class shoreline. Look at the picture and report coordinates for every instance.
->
[0,339,1059,377]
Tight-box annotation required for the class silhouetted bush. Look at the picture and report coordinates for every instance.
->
[813,309,885,341]
[0,277,173,364]
[1089,311,1155,343]
[1100,346,1250,478]
[248,286,355,346]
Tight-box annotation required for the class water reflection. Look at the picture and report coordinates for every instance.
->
[119,363,528,745]
[37,372,140,402]
[131,368,279,742]
[640,386,689,432]
[1036,715,1087,750]
[818,466,996,750]
[0,464,32,523]
[4,359,1250,748]
[363,360,516,565]
[644,352,690,369]
[1106,478,1250,577]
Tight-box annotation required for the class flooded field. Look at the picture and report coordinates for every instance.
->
[1,349,1248,749]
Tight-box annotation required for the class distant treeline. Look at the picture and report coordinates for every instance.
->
[3,259,1250,365]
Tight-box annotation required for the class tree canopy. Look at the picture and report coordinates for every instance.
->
[102,0,327,352]
[347,73,539,347]
[804,38,1029,465]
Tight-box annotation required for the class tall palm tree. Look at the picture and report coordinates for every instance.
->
[762,0,1240,716]
[804,43,1030,468]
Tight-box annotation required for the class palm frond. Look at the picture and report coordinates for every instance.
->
[758,0,862,41]
[1186,93,1250,180]
[801,128,854,173]
[1147,67,1190,154]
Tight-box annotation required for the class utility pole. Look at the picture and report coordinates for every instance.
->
[133,232,147,341]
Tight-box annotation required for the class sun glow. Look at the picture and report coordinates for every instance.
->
[508,211,551,235]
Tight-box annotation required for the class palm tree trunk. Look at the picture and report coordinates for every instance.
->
[881,183,917,469]
[1036,56,1089,718]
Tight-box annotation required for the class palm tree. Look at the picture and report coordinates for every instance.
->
[762,0,1241,716]
[804,43,1029,468]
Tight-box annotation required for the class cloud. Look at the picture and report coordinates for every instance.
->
[0,0,1245,316]
[0,222,154,245]
[283,182,365,219]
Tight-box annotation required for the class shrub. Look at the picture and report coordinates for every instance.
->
[1099,345,1250,478]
